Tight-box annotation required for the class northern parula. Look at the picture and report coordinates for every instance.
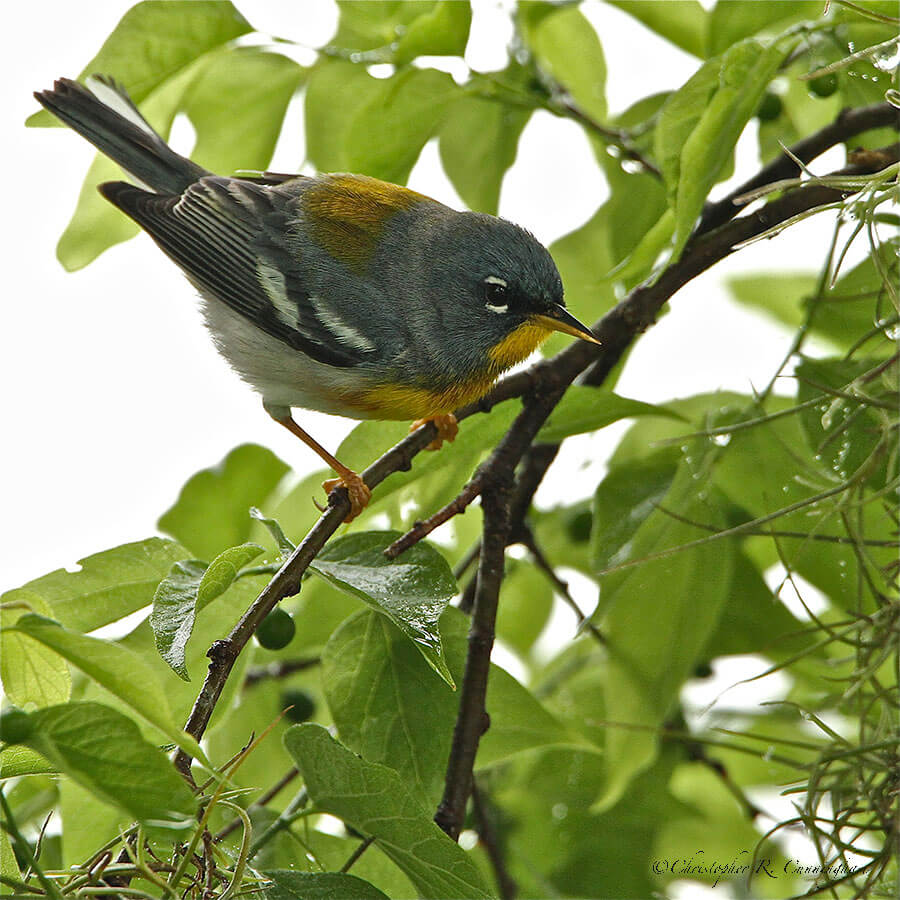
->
[35,76,600,520]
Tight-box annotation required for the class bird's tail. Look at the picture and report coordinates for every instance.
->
[34,76,208,195]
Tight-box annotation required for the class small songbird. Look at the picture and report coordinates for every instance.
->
[35,76,600,521]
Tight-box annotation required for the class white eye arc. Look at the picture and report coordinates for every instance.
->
[483,275,509,313]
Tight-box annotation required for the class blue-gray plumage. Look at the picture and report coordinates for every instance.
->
[34,75,599,519]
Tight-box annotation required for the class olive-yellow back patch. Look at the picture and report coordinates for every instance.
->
[303,174,429,274]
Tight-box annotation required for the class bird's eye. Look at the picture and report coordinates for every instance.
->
[483,276,508,313]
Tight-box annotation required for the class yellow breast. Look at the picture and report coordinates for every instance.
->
[339,320,553,419]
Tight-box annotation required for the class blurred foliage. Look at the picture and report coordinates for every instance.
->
[5,1,899,898]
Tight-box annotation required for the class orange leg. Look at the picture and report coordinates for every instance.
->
[266,406,371,522]
[410,412,459,451]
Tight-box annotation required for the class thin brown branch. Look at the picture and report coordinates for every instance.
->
[242,657,320,689]
[340,835,375,874]
[514,524,605,645]
[551,96,661,178]
[385,477,484,558]
[471,783,517,900]
[434,472,515,840]
[171,113,899,779]
[697,101,900,234]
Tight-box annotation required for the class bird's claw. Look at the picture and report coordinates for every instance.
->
[410,413,459,451]
[322,471,371,523]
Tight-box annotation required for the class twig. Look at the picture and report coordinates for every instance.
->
[340,835,375,874]
[678,720,764,821]
[385,477,484,558]
[471,783,517,900]
[696,101,899,234]
[0,786,63,900]
[655,504,898,547]
[434,472,515,840]
[214,767,299,843]
[247,787,309,859]
[551,96,662,178]
[242,658,320,689]
[514,524,605,645]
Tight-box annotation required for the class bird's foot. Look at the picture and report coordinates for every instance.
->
[322,470,372,523]
[410,413,459,451]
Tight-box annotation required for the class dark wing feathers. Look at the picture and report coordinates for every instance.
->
[99,177,368,368]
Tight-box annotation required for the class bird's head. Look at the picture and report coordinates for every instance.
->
[419,211,600,373]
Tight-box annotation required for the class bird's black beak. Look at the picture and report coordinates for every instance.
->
[533,304,601,345]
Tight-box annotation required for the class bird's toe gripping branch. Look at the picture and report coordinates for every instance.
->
[410,413,459,451]
[322,470,372,523]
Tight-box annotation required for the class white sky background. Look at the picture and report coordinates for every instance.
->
[2,0,843,591]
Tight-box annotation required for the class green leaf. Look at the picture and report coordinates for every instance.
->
[151,543,264,679]
[700,551,814,661]
[0,591,71,709]
[392,2,472,64]
[332,0,468,57]
[250,508,296,557]
[439,94,531,214]
[607,1,708,58]
[0,538,189,633]
[525,5,607,122]
[304,60,387,173]
[536,387,680,443]
[322,608,575,807]
[654,57,720,204]
[708,398,893,610]
[603,208,675,287]
[707,0,822,56]
[263,870,390,900]
[23,702,195,824]
[492,745,686,898]
[796,357,889,485]
[670,39,791,256]
[727,272,820,333]
[547,209,617,352]
[274,831,418,898]
[728,241,899,354]
[531,499,595,579]
[59,778,125,867]
[182,47,304,174]
[0,745,57,779]
[656,764,790,893]
[0,824,19,885]
[592,459,737,810]
[345,67,460,184]
[55,151,141,270]
[591,447,681,575]
[27,0,252,126]
[283,724,493,900]
[54,54,224,268]
[309,532,458,687]
[5,615,205,763]
[496,559,553,657]
[87,574,265,739]
[158,444,289,560]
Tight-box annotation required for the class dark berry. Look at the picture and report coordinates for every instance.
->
[256,608,296,650]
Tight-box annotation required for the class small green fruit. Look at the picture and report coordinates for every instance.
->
[256,608,296,650]
[0,708,33,744]
[756,91,783,122]
[808,73,838,98]
[281,689,316,723]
